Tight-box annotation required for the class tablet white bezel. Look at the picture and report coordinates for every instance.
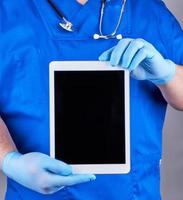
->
[49,61,130,174]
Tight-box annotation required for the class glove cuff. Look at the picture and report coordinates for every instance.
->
[2,151,21,176]
[152,59,176,85]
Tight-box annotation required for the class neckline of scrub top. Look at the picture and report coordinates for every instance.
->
[32,0,132,40]
[50,0,83,18]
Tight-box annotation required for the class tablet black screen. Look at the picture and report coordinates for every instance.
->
[54,70,126,164]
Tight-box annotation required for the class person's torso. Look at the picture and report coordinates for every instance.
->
[0,0,168,199]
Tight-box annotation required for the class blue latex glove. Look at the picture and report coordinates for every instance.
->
[99,38,176,85]
[2,152,96,194]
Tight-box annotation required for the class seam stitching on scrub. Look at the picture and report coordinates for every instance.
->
[131,164,138,200]
[31,0,54,41]
[124,0,132,36]
[155,3,170,59]
[131,159,162,199]
[127,0,132,35]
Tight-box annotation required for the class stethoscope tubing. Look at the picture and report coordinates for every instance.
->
[47,0,65,19]
[47,0,126,39]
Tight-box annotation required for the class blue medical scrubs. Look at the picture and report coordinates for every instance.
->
[0,0,183,199]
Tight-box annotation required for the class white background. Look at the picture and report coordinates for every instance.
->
[1,0,183,199]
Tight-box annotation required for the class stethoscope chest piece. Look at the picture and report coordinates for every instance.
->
[48,0,75,32]
[59,19,74,32]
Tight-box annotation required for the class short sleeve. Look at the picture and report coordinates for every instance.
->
[156,0,183,65]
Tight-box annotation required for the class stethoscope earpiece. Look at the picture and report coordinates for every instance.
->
[93,34,122,40]
[116,34,123,40]
[93,34,100,40]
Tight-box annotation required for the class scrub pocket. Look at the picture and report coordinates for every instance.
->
[132,159,161,200]
[64,173,133,200]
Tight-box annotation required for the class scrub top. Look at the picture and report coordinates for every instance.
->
[0,0,183,199]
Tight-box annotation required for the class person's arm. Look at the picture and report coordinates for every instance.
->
[99,38,183,111]
[158,65,183,111]
[0,117,17,168]
[154,1,183,110]
[0,117,96,194]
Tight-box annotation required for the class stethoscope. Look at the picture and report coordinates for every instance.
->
[47,0,127,40]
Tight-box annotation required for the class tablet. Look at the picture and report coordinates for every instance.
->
[49,61,130,174]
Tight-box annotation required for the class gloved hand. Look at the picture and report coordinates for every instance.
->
[99,38,176,85]
[2,151,96,194]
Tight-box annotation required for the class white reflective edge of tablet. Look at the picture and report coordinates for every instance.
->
[49,61,131,174]
[50,62,55,158]
[50,61,125,71]
[72,164,130,174]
